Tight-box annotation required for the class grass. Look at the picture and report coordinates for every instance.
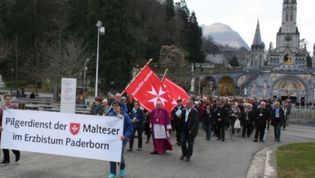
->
[277,142,315,178]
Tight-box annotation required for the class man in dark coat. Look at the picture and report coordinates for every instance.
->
[215,99,228,142]
[241,103,255,138]
[180,98,199,162]
[128,101,145,151]
[171,99,185,146]
[254,101,270,142]
[271,101,285,142]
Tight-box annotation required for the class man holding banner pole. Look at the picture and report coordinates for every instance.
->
[0,94,20,164]
[107,101,133,178]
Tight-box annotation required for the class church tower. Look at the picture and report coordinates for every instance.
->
[250,20,265,68]
[276,0,300,53]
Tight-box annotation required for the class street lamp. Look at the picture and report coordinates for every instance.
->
[83,58,90,94]
[95,20,105,98]
[11,68,14,93]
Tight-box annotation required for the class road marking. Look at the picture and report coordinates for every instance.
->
[264,150,275,178]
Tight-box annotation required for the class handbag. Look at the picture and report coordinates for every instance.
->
[234,119,241,129]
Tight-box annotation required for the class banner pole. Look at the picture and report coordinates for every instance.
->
[120,58,153,95]
[161,68,169,83]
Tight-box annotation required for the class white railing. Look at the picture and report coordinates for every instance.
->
[290,108,315,120]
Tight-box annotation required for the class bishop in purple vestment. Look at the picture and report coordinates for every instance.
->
[150,102,172,154]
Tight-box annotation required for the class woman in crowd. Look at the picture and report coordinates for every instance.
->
[107,101,133,178]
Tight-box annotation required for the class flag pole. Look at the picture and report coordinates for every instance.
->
[104,58,153,115]
[161,68,168,83]
[121,58,153,95]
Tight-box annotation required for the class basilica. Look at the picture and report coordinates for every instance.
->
[190,0,315,104]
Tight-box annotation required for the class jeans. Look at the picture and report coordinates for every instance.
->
[129,127,143,149]
[204,124,212,140]
[283,115,289,129]
[181,131,195,158]
[109,144,126,175]
[274,123,281,141]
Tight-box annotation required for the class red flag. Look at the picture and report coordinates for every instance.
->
[125,65,173,113]
[162,77,189,107]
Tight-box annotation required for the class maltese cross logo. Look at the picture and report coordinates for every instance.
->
[147,86,168,106]
[70,123,80,135]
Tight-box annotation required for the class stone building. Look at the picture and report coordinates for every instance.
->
[190,0,315,104]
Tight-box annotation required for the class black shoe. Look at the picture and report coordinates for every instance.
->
[15,153,20,162]
[260,140,264,142]
[180,155,185,160]
[150,151,158,155]
[253,140,258,142]
[137,148,142,151]
[145,141,149,144]
[1,160,9,164]
[127,148,133,152]
[176,142,181,146]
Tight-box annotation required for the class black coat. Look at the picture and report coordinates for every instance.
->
[271,108,285,126]
[171,105,185,127]
[215,106,228,126]
[181,108,199,137]
[241,110,255,126]
[203,108,215,125]
[254,108,270,127]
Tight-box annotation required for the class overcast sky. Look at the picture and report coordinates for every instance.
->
[184,0,315,53]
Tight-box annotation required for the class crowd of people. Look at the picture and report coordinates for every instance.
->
[0,92,291,178]
[88,93,291,178]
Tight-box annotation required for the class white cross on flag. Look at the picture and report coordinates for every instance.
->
[124,65,174,113]
[162,77,189,107]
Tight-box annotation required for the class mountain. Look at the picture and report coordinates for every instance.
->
[202,23,250,50]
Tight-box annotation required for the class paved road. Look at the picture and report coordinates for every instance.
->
[0,124,314,178]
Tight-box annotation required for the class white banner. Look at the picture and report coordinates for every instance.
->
[1,109,123,162]
[61,78,77,113]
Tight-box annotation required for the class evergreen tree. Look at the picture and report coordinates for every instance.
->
[307,55,312,67]
[0,0,205,91]
[165,0,174,19]
[67,0,89,38]
[230,56,240,67]
[87,0,137,91]
[186,12,204,63]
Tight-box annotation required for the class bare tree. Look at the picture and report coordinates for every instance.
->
[41,37,89,101]
[43,38,88,81]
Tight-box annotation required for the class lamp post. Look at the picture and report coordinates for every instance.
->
[95,20,105,98]
[83,66,88,92]
[11,68,14,93]
[83,58,90,93]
